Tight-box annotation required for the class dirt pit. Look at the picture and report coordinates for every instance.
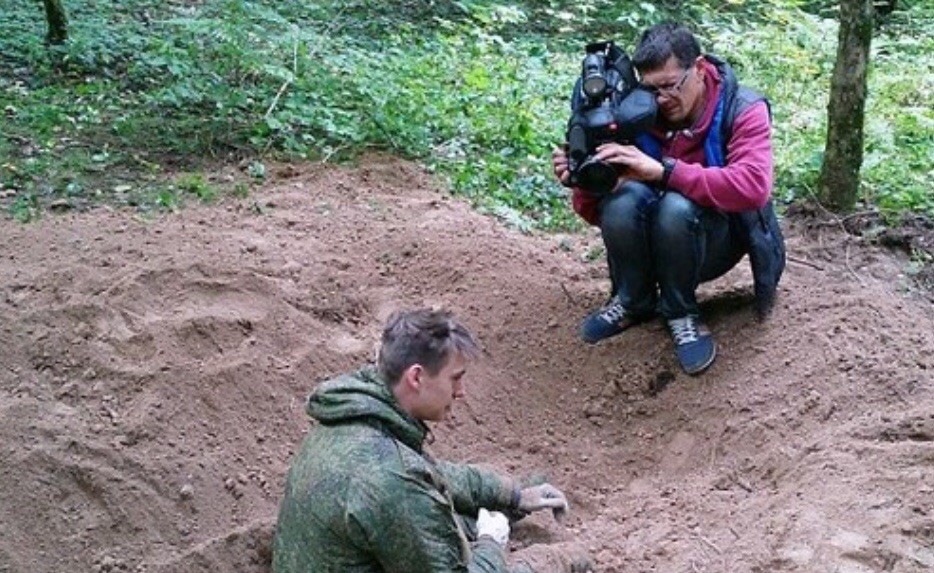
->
[1,156,932,573]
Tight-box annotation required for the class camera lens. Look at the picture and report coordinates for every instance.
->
[578,159,617,196]
[581,53,607,98]
[582,76,607,98]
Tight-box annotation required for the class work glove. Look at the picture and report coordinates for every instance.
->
[476,508,510,546]
[518,483,569,521]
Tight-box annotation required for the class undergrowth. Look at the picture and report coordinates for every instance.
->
[0,0,931,227]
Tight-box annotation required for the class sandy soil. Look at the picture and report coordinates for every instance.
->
[0,156,932,573]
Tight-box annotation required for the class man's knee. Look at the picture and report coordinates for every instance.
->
[654,192,702,237]
[600,181,656,239]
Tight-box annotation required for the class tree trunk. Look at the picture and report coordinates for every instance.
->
[817,0,873,213]
[42,0,68,45]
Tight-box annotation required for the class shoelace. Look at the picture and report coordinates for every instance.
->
[599,299,627,324]
[668,317,699,346]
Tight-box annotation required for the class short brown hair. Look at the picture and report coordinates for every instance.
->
[377,309,480,386]
[633,22,701,72]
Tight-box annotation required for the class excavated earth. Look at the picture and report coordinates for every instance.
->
[0,156,932,573]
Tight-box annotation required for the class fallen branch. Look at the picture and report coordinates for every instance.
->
[811,209,879,228]
[697,534,723,555]
[787,255,824,271]
[560,282,575,305]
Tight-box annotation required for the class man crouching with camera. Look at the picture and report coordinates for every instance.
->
[553,22,785,375]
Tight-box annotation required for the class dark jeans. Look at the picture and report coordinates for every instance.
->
[599,181,745,319]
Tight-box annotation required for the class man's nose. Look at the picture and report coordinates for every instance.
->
[453,380,466,398]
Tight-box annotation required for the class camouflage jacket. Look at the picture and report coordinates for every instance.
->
[273,367,520,573]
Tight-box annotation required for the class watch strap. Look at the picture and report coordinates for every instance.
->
[660,157,675,188]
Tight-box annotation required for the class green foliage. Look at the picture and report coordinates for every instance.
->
[176,173,217,202]
[8,192,40,223]
[0,0,931,225]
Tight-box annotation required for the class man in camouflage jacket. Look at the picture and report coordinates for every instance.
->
[273,309,588,573]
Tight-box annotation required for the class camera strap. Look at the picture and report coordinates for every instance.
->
[606,43,637,89]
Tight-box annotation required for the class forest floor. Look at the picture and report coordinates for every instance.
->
[1,155,932,573]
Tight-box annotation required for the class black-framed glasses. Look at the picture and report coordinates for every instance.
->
[639,67,692,97]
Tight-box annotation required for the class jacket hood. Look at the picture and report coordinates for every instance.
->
[306,367,428,451]
[704,54,737,94]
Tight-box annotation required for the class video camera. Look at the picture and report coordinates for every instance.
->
[565,41,657,196]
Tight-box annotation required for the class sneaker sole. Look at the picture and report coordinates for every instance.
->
[579,330,623,344]
[682,341,717,375]
[579,315,654,344]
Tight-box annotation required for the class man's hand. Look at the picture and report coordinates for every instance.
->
[477,508,510,546]
[593,142,664,183]
[518,483,569,521]
[552,146,572,187]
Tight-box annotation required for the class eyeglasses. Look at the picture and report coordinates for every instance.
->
[640,67,692,98]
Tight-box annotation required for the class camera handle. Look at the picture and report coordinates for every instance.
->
[582,40,639,93]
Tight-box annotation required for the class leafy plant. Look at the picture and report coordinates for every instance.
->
[9,192,40,223]
[176,173,216,202]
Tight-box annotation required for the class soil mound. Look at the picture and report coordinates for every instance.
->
[1,156,932,572]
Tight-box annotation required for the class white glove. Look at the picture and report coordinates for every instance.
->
[518,483,569,519]
[476,508,510,546]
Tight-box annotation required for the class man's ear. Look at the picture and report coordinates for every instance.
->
[401,364,423,392]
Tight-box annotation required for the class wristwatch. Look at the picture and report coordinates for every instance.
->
[660,157,676,188]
